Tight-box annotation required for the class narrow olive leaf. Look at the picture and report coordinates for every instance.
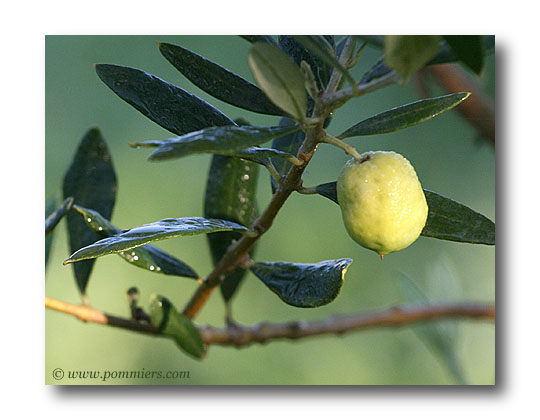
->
[63,128,117,294]
[279,35,333,91]
[270,117,305,192]
[421,190,495,245]
[384,35,441,83]
[313,182,495,245]
[239,35,277,46]
[397,273,467,384]
[250,259,353,308]
[353,35,384,49]
[142,124,300,161]
[158,43,285,116]
[73,205,199,279]
[360,36,494,84]
[337,92,470,139]
[205,155,259,302]
[150,295,205,359]
[95,64,235,136]
[45,198,57,268]
[228,147,301,163]
[45,196,74,236]
[442,35,485,75]
[64,217,248,264]
[248,42,307,121]
[292,35,357,89]
[360,56,394,84]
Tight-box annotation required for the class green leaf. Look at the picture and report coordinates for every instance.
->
[150,295,205,359]
[421,190,495,245]
[205,155,259,302]
[132,124,301,161]
[337,92,470,139]
[397,273,467,384]
[443,35,485,75]
[292,35,357,89]
[158,42,285,117]
[360,36,494,84]
[248,42,307,121]
[73,205,199,279]
[314,181,339,204]
[384,35,441,83]
[64,217,248,264]
[279,35,333,91]
[250,258,353,308]
[45,196,74,236]
[63,128,117,294]
[95,64,234,136]
[239,35,277,46]
[313,182,495,245]
[270,117,305,192]
[45,198,57,268]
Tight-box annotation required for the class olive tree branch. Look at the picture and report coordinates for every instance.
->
[45,296,495,347]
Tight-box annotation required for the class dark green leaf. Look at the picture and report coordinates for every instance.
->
[292,35,357,89]
[353,35,384,49]
[132,124,301,161]
[95,64,234,136]
[45,198,57,268]
[360,56,393,84]
[73,205,199,279]
[248,42,307,120]
[63,128,117,294]
[158,42,285,116]
[64,217,248,264]
[337,92,470,139]
[227,146,301,163]
[360,36,494,84]
[270,117,305,192]
[421,190,495,245]
[279,35,333,92]
[397,273,467,384]
[250,258,353,308]
[150,295,205,359]
[384,35,441,82]
[443,35,485,75]
[314,181,339,204]
[314,183,494,245]
[45,196,74,236]
[239,35,277,46]
[205,155,259,302]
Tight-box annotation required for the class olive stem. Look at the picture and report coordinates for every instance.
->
[322,134,363,161]
[45,296,495,346]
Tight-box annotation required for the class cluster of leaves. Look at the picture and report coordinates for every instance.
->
[46,35,494,362]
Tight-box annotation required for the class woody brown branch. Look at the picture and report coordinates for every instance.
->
[45,296,494,348]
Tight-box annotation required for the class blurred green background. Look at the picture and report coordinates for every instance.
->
[45,36,495,385]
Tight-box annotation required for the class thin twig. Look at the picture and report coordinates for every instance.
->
[45,296,494,348]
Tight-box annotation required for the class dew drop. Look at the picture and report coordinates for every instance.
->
[87,218,92,223]
[98,226,103,231]
[149,265,155,271]
[242,174,250,181]
[133,255,139,261]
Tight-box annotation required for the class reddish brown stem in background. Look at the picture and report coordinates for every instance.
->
[427,63,495,145]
